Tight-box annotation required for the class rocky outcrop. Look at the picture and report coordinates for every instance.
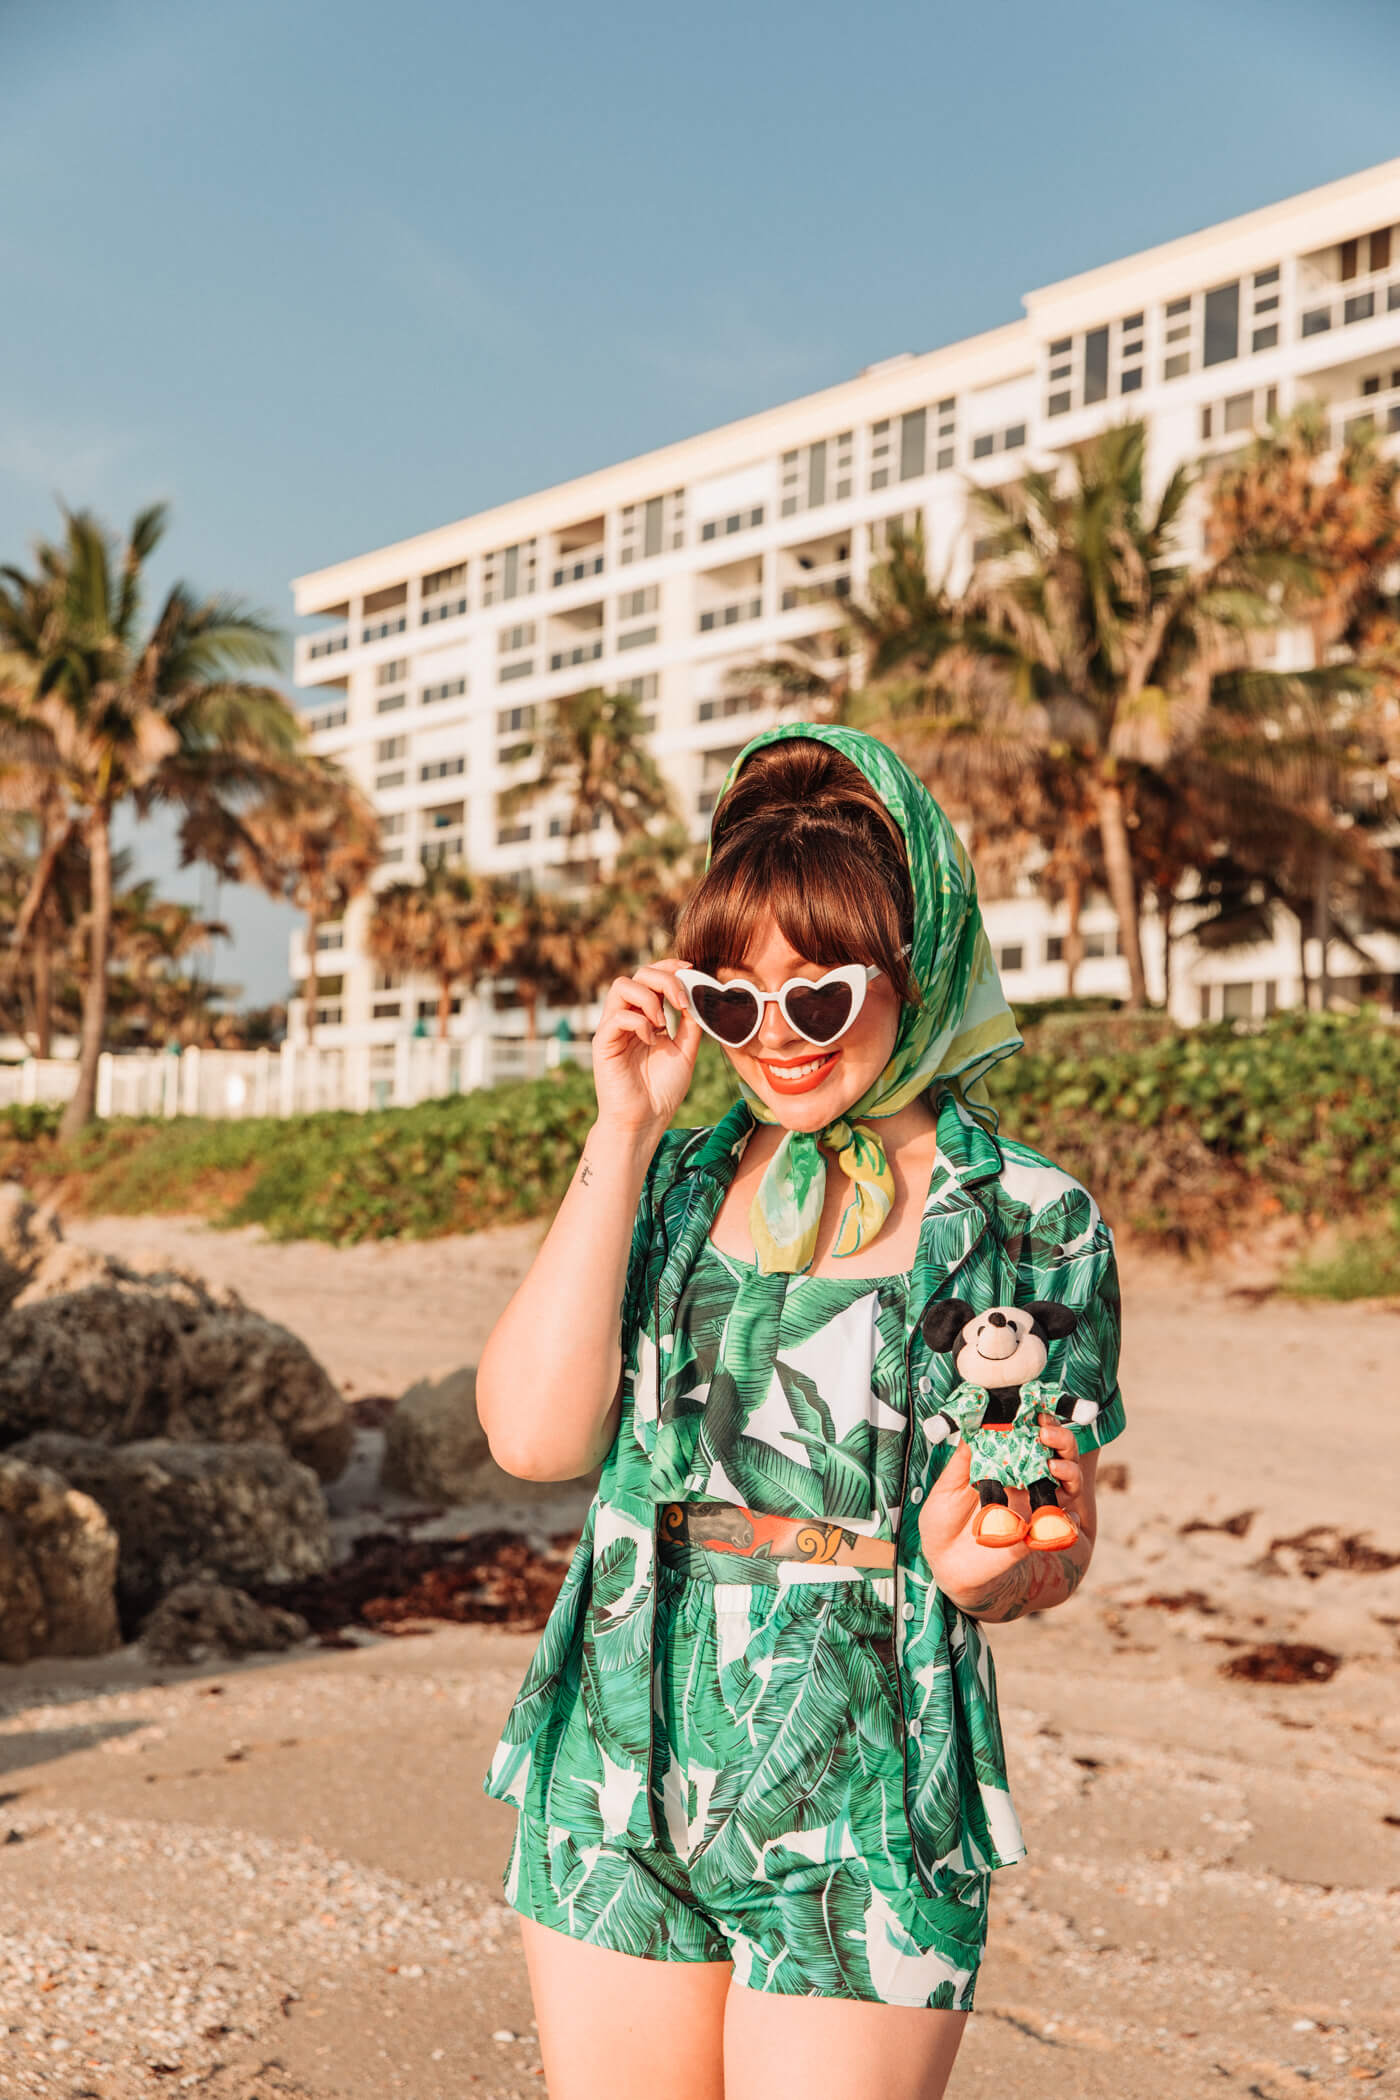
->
[0,1190,351,1481]
[381,1364,599,1504]
[8,1434,332,1632]
[138,1580,310,1666]
[0,1454,120,1662]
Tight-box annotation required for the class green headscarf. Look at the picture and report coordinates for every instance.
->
[706,722,1022,1275]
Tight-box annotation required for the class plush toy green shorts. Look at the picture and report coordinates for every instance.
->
[504,1537,988,2008]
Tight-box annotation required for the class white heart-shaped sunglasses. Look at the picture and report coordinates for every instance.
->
[676,961,885,1050]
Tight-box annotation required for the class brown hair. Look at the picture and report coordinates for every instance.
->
[675,739,919,1003]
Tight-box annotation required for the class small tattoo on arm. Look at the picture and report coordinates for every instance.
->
[579,1156,594,1186]
[960,1545,1089,1624]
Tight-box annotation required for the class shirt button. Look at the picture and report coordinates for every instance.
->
[901,1600,915,1621]
[910,1483,924,1503]
[917,1375,931,1394]
[907,1718,922,1739]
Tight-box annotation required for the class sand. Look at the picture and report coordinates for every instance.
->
[0,1214,1394,2098]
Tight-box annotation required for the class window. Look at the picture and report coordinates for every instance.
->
[498,660,534,682]
[421,677,466,705]
[380,812,406,837]
[422,563,465,597]
[619,490,685,563]
[1252,324,1279,353]
[1345,291,1375,325]
[1045,934,1064,963]
[997,943,1024,973]
[1082,928,1118,959]
[780,433,853,517]
[372,1002,401,1020]
[376,735,407,762]
[316,926,344,952]
[376,659,408,686]
[549,639,603,671]
[496,704,536,735]
[701,506,765,539]
[375,690,407,714]
[1372,226,1393,273]
[618,625,657,651]
[869,418,891,487]
[363,615,406,643]
[553,548,604,587]
[420,564,467,621]
[972,433,994,460]
[619,673,659,701]
[482,540,537,606]
[499,622,536,653]
[698,690,764,723]
[1203,281,1240,366]
[375,768,405,790]
[1221,980,1254,1021]
[1301,307,1332,337]
[617,586,659,620]
[971,424,1025,459]
[420,756,465,782]
[496,821,532,846]
[308,705,347,734]
[1083,325,1110,404]
[1223,392,1254,434]
[698,597,762,633]
[899,407,926,482]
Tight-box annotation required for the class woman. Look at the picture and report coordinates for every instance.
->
[478,724,1124,2099]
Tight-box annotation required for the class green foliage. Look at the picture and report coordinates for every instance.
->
[0,1102,64,1143]
[0,1010,1390,1250]
[1280,1223,1400,1302]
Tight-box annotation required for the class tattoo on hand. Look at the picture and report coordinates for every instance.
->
[958,1547,1089,1624]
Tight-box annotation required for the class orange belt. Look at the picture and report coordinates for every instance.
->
[658,1500,897,1571]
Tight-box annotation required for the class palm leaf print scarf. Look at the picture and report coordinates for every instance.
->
[707,722,1022,1275]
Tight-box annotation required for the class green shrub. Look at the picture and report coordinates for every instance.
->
[0,1009,1391,1250]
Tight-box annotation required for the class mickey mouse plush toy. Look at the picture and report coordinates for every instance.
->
[919,1300,1104,1552]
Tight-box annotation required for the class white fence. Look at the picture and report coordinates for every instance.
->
[0,1035,593,1122]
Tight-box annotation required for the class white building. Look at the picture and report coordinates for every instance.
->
[291,157,1400,1053]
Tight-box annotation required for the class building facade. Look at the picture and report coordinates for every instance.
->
[291,157,1400,1049]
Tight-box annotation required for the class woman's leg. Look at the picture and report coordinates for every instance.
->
[723,1985,968,2100]
[722,1982,965,2100]
[519,1916,733,2100]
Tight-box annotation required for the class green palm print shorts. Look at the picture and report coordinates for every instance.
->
[504,1539,988,2008]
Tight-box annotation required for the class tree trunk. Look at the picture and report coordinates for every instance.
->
[437,974,453,1039]
[1296,906,1312,1012]
[32,929,52,1060]
[304,913,318,1047]
[1157,886,1174,1016]
[1063,867,1084,997]
[1313,851,1331,1014]
[4,815,70,986]
[59,810,113,1142]
[522,985,539,1044]
[1094,777,1149,1008]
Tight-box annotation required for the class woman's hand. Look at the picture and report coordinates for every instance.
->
[592,957,702,1139]
[915,1416,1099,1622]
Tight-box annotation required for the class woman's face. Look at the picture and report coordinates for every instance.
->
[716,913,902,1132]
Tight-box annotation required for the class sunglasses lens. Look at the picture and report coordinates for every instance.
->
[784,979,855,1044]
[690,981,761,1045]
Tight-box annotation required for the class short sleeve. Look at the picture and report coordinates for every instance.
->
[1027,1187,1124,1457]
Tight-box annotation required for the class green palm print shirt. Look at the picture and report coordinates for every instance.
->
[655,1238,909,1538]
[483,1089,1126,1893]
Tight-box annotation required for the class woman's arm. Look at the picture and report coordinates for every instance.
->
[476,958,699,1482]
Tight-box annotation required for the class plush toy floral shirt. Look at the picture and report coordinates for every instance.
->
[483,1088,1125,1892]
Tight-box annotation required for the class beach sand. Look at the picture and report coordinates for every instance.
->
[0,1213,1395,2097]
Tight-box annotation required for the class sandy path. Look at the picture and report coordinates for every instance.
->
[0,1216,1395,2097]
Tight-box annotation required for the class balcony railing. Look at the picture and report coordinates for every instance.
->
[780,570,851,612]
[307,627,349,660]
[1299,269,1400,342]
[552,552,605,588]
[421,593,468,625]
[698,596,763,634]
[420,835,464,869]
[1330,384,1400,449]
[549,638,603,671]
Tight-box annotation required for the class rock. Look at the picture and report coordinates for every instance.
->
[0,1193,351,1479]
[381,1364,599,1503]
[8,1434,332,1633]
[0,1181,61,1314]
[138,1580,310,1666]
[0,1454,120,1661]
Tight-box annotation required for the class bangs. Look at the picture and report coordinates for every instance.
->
[676,822,918,1004]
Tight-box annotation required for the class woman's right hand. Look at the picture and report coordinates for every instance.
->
[592,957,702,1138]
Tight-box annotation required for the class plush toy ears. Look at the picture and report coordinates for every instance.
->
[920,1299,975,1353]
[1025,1299,1081,1342]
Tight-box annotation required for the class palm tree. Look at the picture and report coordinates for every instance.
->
[507,686,676,869]
[216,761,380,1044]
[366,863,510,1039]
[490,883,616,1044]
[0,502,305,1135]
[107,879,229,1047]
[962,423,1289,1006]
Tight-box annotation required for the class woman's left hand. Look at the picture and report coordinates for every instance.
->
[915,1414,1098,1616]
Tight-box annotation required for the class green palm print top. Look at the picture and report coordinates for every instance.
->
[651,1240,910,1540]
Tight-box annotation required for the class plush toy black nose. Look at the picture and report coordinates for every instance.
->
[988,1311,1007,1327]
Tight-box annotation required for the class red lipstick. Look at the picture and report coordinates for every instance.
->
[759,1049,841,1095]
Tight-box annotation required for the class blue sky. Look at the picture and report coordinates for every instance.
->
[2,0,1396,1001]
